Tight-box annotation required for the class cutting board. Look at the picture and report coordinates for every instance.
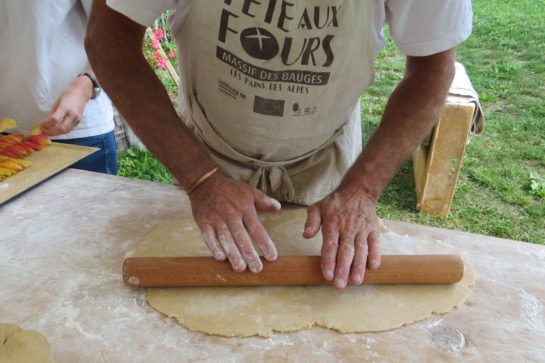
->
[0,142,97,204]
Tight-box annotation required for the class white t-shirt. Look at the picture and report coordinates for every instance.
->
[0,0,114,139]
[107,0,472,57]
[106,0,472,203]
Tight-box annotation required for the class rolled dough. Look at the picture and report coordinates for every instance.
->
[133,209,475,337]
[0,323,54,363]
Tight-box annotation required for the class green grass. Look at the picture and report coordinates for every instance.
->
[365,0,545,244]
[119,0,544,244]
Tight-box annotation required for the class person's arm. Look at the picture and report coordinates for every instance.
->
[305,49,455,289]
[85,0,280,273]
[39,67,95,136]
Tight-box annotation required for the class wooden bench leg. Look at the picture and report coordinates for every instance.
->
[412,101,476,216]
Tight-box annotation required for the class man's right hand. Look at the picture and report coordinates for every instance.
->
[189,172,280,273]
[85,1,279,273]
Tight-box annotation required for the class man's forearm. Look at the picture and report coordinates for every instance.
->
[85,0,216,189]
[340,49,455,200]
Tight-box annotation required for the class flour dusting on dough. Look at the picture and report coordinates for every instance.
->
[134,209,476,337]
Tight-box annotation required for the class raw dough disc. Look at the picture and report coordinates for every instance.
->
[133,209,475,337]
[0,323,54,363]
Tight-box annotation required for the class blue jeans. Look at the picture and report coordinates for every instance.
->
[55,130,118,175]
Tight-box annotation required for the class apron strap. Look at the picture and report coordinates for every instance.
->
[249,166,295,201]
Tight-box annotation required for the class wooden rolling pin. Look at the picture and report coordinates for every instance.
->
[123,254,464,287]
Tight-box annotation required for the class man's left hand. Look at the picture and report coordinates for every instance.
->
[304,184,381,289]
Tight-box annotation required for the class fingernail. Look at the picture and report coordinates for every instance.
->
[370,260,380,269]
[324,269,334,281]
[270,199,281,209]
[265,250,277,261]
[234,260,246,271]
[353,274,362,284]
[263,239,278,261]
[334,277,346,289]
[214,251,226,260]
[249,264,261,273]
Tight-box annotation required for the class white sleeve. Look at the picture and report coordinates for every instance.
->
[80,0,92,18]
[106,0,176,26]
[385,0,473,56]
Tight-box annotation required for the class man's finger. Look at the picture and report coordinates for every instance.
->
[56,110,81,133]
[227,219,263,273]
[367,230,381,269]
[350,232,368,285]
[320,222,339,282]
[41,112,70,136]
[253,189,281,212]
[41,109,65,129]
[304,204,321,238]
[333,233,356,289]
[216,223,246,272]
[243,212,277,262]
[201,224,226,261]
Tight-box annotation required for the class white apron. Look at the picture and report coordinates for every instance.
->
[173,0,376,205]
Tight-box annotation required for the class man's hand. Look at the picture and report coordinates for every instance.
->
[87,0,272,272]
[189,172,281,273]
[40,76,93,136]
[304,184,380,289]
[86,2,264,268]
[303,49,455,290]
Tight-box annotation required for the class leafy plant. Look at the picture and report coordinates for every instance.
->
[142,11,179,96]
[529,172,545,198]
[118,147,173,184]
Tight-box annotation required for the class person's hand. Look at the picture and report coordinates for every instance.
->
[304,184,381,289]
[39,76,93,136]
[189,172,281,273]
